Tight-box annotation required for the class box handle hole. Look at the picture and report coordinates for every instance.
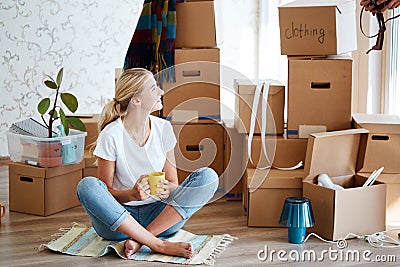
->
[182,70,201,77]
[371,135,389,141]
[311,82,331,89]
[20,177,33,183]
[186,145,204,151]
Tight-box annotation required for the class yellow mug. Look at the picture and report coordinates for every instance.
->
[0,204,5,223]
[144,172,166,196]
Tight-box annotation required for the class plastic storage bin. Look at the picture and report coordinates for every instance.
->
[7,130,87,167]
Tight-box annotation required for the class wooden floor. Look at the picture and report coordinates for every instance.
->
[1,165,399,266]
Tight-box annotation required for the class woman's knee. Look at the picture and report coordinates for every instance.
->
[196,167,219,192]
[76,176,103,201]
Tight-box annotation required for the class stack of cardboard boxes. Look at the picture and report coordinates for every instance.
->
[242,0,385,239]
[161,0,225,196]
[241,0,388,240]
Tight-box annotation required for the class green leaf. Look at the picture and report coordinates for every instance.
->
[59,108,69,136]
[56,68,63,87]
[37,98,50,115]
[44,80,58,89]
[49,109,58,119]
[68,117,86,132]
[61,93,78,113]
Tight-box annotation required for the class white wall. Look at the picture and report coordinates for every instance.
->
[0,0,143,157]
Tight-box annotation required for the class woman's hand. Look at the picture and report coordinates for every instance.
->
[157,179,178,199]
[131,175,150,201]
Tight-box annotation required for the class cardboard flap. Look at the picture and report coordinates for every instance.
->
[247,168,304,189]
[374,173,400,184]
[353,113,400,134]
[235,79,283,95]
[303,129,368,183]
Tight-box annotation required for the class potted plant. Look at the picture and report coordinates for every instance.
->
[37,67,86,137]
[7,68,87,167]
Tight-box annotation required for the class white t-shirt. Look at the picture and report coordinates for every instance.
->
[93,115,177,206]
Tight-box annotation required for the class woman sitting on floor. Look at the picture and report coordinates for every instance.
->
[77,68,218,258]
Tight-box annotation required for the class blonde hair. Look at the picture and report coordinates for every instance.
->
[89,68,153,154]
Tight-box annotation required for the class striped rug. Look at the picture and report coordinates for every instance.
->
[39,223,236,265]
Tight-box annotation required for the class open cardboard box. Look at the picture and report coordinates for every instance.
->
[352,113,400,173]
[303,129,386,241]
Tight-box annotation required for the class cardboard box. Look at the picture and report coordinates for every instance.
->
[375,174,400,223]
[172,123,224,187]
[83,150,98,177]
[9,161,84,216]
[278,0,357,55]
[352,113,400,173]
[234,79,285,135]
[303,129,386,241]
[247,168,304,227]
[223,122,247,200]
[176,0,222,48]
[248,136,308,169]
[163,48,220,123]
[287,57,352,138]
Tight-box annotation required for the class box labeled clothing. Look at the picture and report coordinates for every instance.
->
[172,123,224,186]
[223,122,247,200]
[375,173,400,223]
[176,0,222,48]
[287,57,352,138]
[246,168,304,227]
[352,113,400,173]
[278,0,357,55]
[9,161,84,216]
[303,129,386,241]
[234,79,285,135]
[162,48,220,123]
[247,135,308,169]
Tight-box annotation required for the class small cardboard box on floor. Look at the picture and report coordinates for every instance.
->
[162,48,220,123]
[9,161,84,216]
[352,113,400,173]
[245,168,304,227]
[303,129,386,241]
[287,56,352,138]
[234,79,285,135]
[278,0,357,55]
[175,0,223,48]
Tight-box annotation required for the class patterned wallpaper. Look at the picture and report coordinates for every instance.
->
[0,0,143,157]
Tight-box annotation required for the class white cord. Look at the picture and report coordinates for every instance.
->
[304,229,400,249]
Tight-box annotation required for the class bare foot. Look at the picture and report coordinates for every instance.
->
[125,239,142,258]
[158,240,193,259]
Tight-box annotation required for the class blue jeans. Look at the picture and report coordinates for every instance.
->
[76,167,218,241]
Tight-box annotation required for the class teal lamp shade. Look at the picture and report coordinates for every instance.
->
[279,197,315,244]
